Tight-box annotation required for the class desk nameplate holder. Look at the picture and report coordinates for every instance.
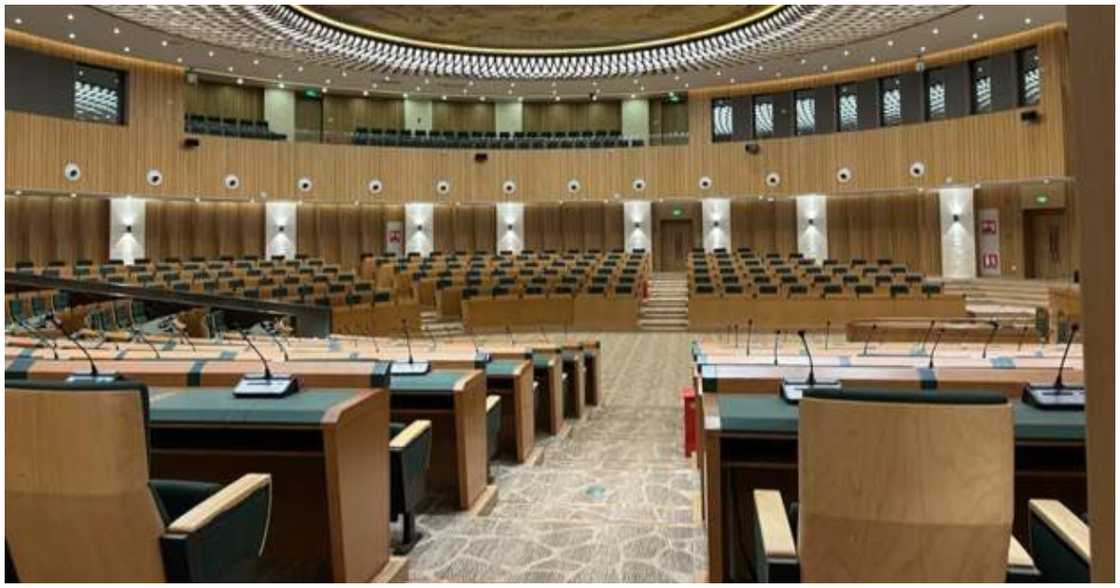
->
[66,372,123,384]
[390,361,431,376]
[233,373,300,398]
[779,379,842,404]
[1023,384,1085,410]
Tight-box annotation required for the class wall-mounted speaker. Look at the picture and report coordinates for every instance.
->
[744,142,760,155]
[1020,110,1040,123]
[183,138,200,149]
[474,152,488,162]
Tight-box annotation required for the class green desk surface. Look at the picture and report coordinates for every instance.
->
[150,388,362,425]
[716,394,1086,441]
[486,360,525,377]
[389,370,470,394]
[562,351,582,362]
[532,353,556,368]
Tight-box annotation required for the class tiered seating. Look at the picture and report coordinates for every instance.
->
[363,249,651,331]
[351,127,674,150]
[184,113,287,140]
[9,255,421,336]
[687,248,968,330]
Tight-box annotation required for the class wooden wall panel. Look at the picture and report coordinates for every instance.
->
[826,192,941,274]
[432,102,495,132]
[185,81,263,120]
[4,195,108,266]
[472,205,495,253]
[523,101,622,132]
[323,96,404,134]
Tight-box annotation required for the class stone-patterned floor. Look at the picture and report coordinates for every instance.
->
[407,332,705,583]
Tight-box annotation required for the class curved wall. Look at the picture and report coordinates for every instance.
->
[6,26,1069,203]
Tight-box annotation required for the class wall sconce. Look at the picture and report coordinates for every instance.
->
[416,224,424,232]
[125,225,133,233]
[633,222,642,230]
[507,223,514,231]
[712,220,721,228]
[807,218,815,226]
[277,224,285,233]
[952,214,961,223]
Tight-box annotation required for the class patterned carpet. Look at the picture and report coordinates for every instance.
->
[406,332,705,583]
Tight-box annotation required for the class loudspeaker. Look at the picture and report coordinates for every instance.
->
[1020,110,1040,123]
[744,142,760,155]
[474,152,488,162]
[183,137,200,149]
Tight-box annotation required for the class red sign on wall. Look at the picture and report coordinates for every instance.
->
[980,219,998,234]
[982,252,1000,269]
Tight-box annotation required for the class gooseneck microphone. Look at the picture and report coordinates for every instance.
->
[262,322,290,362]
[161,317,196,351]
[824,320,830,350]
[1017,325,1030,352]
[745,319,753,356]
[506,324,516,345]
[390,318,430,375]
[131,327,161,359]
[861,324,878,356]
[1024,324,1084,410]
[927,328,945,369]
[1051,324,1079,390]
[733,324,739,349]
[52,314,116,382]
[241,330,274,380]
[773,329,781,366]
[233,329,299,397]
[918,320,936,353]
[16,315,59,360]
[981,320,1000,359]
[780,329,841,404]
[403,319,415,365]
[798,330,817,386]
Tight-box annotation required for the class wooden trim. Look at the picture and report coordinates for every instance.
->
[166,473,271,533]
[753,489,797,559]
[1007,536,1035,571]
[388,419,431,450]
[1030,499,1091,562]
[485,394,500,412]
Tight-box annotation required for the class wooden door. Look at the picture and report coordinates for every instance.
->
[658,220,692,272]
[1026,210,1068,279]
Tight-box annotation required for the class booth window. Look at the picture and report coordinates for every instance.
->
[926,68,947,121]
[711,98,734,140]
[971,57,992,114]
[837,84,858,132]
[74,63,125,124]
[753,95,774,139]
[880,76,902,126]
[1018,45,1041,106]
[795,90,815,135]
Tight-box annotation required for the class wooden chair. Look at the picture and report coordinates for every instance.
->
[1028,499,1091,581]
[752,389,1025,582]
[5,380,272,582]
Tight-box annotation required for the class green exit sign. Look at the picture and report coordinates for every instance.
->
[303,89,320,99]
[1035,193,1050,204]
[672,207,684,217]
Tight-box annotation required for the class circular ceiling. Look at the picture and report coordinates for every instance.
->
[295,5,774,53]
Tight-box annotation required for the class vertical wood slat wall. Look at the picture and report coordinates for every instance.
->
[4,195,109,266]
[826,192,942,275]
[184,82,264,120]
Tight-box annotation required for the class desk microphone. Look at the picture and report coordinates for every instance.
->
[773,330,781,366]
[745,319,753,356]
[161,317,196,351]
[391,318,430,375]
[16,316,59,360]
[981,320,1000,359]
[824,320,830,350]
[780,329,841,404]
[861,324,878,356]
[234,329,299,397]
[131,327,161,359]
[1017,325,1030,352]
[733,324,739,349]
[918,320,936,354]
[506,324,516,345]
[927,328,945,369]
[467,327,481,354]
[1024,324,1084,410]
[539,325,551,344]
[51,314,118,383]
[261,322,290,362]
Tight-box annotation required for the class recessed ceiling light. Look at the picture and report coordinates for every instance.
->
[371,83,378,89]
[727,79,734,84]
[775,72,783,78]
[507,89,513,94]
[415,86,421,91]
[194,197,200,203]
[468,80,474,86]
[518,96,523,102]
[70,193,77,198]
[932,27,940,35]
[822,65,829,71]
[176,57,183,63]
[424,78,430,84]
[112,26,119,34]
[403,93,409,98]
[441,95,447,100]
[276,73,283,79]
[972,32,979,40]
[869,56,876,63]
[66,13,74,20]
[887,39,894,47]
[592,80,598,86]
[253,59,259,65]
[591,94,597,101]
[715,70,722,77]
[278,82,285,89]
[161,40,168,47]
[227,66,234,72]
[555,96,561,102]
[479,96,485,101]
[919,46,927,53]
[325,78,331,84]
[322,87,328,93]
[14,18,22,25]
[843,50,850,56]
[684,82,690,88]
[68,32,76,40]
[757,65,764,71]
[674,75,680,81]
[208,50,214,57]
[123,46,130,53]
[629,93,635,99]
[509,82,516,87]
[384,75,391,81]
[640,86,646,91]
[977,13,985,21]
[340,71,347,77]
[1025,17,1033,25]
[800,58,807,64]
[297,65,303,72]
[236,77,243,85]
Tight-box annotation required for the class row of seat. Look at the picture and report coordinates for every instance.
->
[184,113,287,141]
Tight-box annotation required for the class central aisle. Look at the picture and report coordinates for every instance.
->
[407,331,707,582]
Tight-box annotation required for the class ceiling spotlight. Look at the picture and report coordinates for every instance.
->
[920,46,927,53]
[363,90,369,97]
[715,70,722,77]
[591,94,597,101]
[629,93,635,99]
[66,13,74,20]
[972,33,979,40]
[371,83,378,88]
[194,197,200,203]
[160,40,168,47]
[821,64,829,71]
[508,89,513,94]
[799,58,807,64]
[123,46,130,53]
[325,78,331,84]
[932,27,940,35]
[1025,17,1033,25]
[673,75,680,81]
[887,39,894,47]
[843,50,850,56]
[277,73,283,79]
[518,96,523,102]
[479,96,485,101]
[509,82,516,87]
[384,75,391,81]
[14,18,23,25]
[208,50,214,57]
[321,87,327,93]
[977,13,985,20]
[297,65,303,72]
[869,56,876,63]
[415,86,421,91]
[684,82,690,88]
[278,82,285,88]
[441,95,447,100]
[253,59,259,65]
[68,32,76,40]
[70,193,77,198]
[227,66,233,72]
[468,80,474,86]
[640,86,646,91]
[403,93,409,99]
[727,79,734,84]
[340,71,347,77]
[236,77,243,85]
[757,65,764,71]
[424,78,430,84]
[555,96,561,102]
[633,79,639,84]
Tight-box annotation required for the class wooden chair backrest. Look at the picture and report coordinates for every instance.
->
[798,391,1013,582]
[6,382,166,581]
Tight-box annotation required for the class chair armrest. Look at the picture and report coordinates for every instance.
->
[1006,536,1040,581]
[390,419,431,450]
[1030,499,1090,562]
[486,394,501,412]
[160,474,272,582]
[752,489,799,582]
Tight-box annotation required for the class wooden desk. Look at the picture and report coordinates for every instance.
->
[689,295,968,330]
[386,369,492,511]
[582,340,603,406]
[561,344,587,420]
[148,387,393,582]
[846,319,1042,344]
[532,350,567,436]
[703,393,1086,582]
[484,359,536,463]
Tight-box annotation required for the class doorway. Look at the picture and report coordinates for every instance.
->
[1024,209,1069,279]
[657,219,693,272]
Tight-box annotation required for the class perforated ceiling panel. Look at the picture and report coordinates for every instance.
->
[97,5,965,80]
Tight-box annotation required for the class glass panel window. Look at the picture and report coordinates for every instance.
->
[74,63,124,124]
[837,84,858,132]
[753,95,774,138]
[712,99,734,139]
[926,68,947,121]
[971,58,992,114]
[1018,46,1041,106]
[880,76,902,126]
[795,90,815,135]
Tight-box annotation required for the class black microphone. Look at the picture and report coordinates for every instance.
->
[773,329,781,366]
[1017,324,1030,352]
[733,324,739,349]
[51,314,117,383]
[918,320,936,353]
[981,320,1000,359]
[261,322,289,362]
[824,319,830,350]
[16,315,59,360]
[131,326,161,359]
[403,319,415,364]
[927,328,945,369]
[799,330,817,386]
[1024,324,1084,410]
[780,329,840,404]
[506,324,515,345]
[467,326,481,354]
[540,325,551,344]
[233,329,299,397]
[745,319,753,356]
[161,317,196,351]
[391,318,430,375]
[861,324,878,356]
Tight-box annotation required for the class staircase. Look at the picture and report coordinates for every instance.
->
[937,278,1058,322]
[639,273,689,331]
[419,310,466,339]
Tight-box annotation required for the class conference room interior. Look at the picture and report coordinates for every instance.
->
[1,3,1115,584]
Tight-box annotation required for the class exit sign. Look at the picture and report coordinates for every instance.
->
[1034,193,1050,205]
[672,207,684,217]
